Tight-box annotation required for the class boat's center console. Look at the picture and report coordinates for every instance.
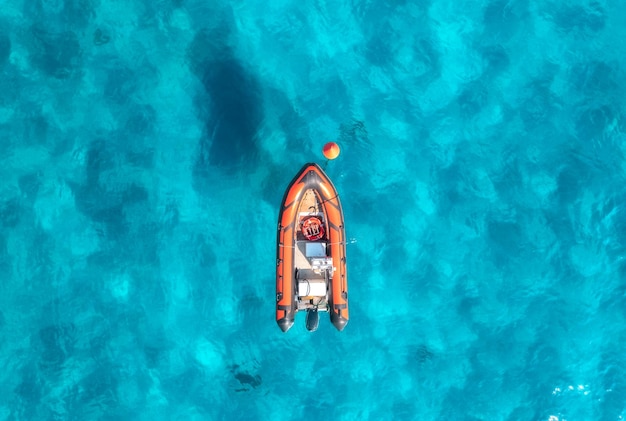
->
[310,257,334,274]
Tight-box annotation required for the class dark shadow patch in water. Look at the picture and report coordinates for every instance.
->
[238,290,265,331]
[0,198,21,228]
[68,140,150,240]
[93,27,111,45]
[24,0,97,32]
[144,340,171,369]
[488,219,523,259]
[104,64,138,104]
[21,110,49,146]
[518,78,561,131]
[38,323,77,368]
[18,171,43,200]
[0,66,21,109]
[575,105,614,141]
[14,365,42,420]
[553,154,590,206]
[456,293,482,325]
[27,24,81,79]
[69,183,128,238]
[60,0,98,28]
[550,3,605,33]
[124,103,157,137]
[188,26,263,178]
[88,324,112,361]
[570,60,618,98]
[200,59,262,166]
[480,44,509,76]
[415,344,434,364]
[414,37,441,80]
[65,363,119,416]
[364,22,395,67]
[85,139,113,183]
[432,150,490,216]
[571,105,626,175]
[125,147,155,169]
[457,81,489,119]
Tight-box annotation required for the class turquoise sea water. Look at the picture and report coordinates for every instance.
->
[1,0,626,419]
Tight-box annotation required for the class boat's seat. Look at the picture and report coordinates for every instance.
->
[296,269,326,297]
[297,278,326,297]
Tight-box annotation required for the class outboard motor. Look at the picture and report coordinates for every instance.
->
[305,308,319,332]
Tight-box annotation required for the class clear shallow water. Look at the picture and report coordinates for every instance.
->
[1,0,625,419]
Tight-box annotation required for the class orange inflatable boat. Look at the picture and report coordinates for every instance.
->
[276,163,349,332]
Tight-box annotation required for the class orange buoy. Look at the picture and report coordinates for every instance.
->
[322,142,340,160]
